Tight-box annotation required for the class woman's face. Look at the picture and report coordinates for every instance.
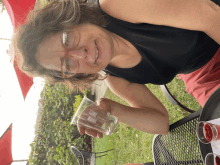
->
[36,23,115,75]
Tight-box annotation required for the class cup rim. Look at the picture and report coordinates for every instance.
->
[196,121,213,144]
[205,153,220,165]
[205,153,214,165]
[70,96,94,125]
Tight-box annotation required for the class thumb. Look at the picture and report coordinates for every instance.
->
[96,98,112,113]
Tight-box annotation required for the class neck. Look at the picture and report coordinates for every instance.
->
[109,31,135,58]
[107,31,141,68]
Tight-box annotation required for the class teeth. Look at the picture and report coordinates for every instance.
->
[95,44,99,61]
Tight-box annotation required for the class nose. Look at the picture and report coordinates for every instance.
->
[68,49,86,60]
[68,48,93,62]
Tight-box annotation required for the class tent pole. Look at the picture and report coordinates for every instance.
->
[0,38,11,41]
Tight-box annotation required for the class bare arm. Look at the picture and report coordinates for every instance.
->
[203,2,220,45]
[78,76,169,138]
[103,75,169,135]
[100,0,220,45]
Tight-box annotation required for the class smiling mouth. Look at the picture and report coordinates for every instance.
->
[95,41,99,62]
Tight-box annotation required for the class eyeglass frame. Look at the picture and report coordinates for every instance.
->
[60,29,80,78]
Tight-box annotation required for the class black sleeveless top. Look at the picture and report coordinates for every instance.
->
[100,0,220,85]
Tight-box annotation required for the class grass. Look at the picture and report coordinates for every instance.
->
[93,76,202,165]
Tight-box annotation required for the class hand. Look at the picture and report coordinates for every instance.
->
[77,98,112,138]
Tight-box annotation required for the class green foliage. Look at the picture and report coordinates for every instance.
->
[83,88,91,97]
[29,83,91,165]
[0,0,5,12]
[73,95,83,114]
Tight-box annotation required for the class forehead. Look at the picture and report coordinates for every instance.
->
[35,32,63,70]
[40,32,63,50]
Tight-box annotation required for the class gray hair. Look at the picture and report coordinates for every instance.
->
[13,0,109,89]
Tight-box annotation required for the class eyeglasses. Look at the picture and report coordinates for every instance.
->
[61,29,80,78]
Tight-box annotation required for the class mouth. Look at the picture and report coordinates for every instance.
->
[95,41,99,62]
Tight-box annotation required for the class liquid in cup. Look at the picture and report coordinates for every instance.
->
[196,121,220,144]
[205,153,220,165]
[70,96,118,135]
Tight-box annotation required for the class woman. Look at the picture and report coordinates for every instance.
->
[13,0,220,138]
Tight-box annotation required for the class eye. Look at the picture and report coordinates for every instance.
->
[65,58,71,71]
[63,31,71,48]
[64,57,79,73]
[63,29,80,49]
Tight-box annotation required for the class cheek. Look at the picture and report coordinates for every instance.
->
[78,62,104,74]
[38,56,61,71]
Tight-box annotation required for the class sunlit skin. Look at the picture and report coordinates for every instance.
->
[36,23,151,140]
[37,23,168,139]
[36,23,137,74]
[35,13,170,143]
[33,0,220,164]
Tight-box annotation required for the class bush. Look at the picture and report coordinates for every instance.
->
[73,95,83,115]
[29,83,91,165]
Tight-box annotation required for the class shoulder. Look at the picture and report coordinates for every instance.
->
[99,0,144,23]
[99,0,217,32]
[104,75,131,92]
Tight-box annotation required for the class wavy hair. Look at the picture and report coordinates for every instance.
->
[13,0,109,89]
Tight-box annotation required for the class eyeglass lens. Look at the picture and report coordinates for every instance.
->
[62,57,79,76]
[62,29,80,76]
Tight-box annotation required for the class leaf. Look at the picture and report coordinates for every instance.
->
[29,83,85,164]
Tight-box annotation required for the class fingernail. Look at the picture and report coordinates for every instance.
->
[99,102,106,110]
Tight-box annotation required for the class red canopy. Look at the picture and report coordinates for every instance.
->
[0,124,13,165]
[3,0,36,98]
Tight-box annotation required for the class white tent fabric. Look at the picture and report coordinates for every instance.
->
[0,47,45,164]
[12,78,45,162]
[0,40,24,137]
[0,10,20,137]
[1,10,45,165]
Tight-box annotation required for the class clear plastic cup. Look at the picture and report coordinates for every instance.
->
[70,96,118,135]
[205,153,220,165]
[196,121,220,144]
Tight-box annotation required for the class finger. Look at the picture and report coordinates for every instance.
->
[79,127,85,135]
[78,117,103,137]
[77,123,85,135]
[96,99,107,109]
[96,98,112,113]
[85,129,98,138]
[97,132,103,138]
